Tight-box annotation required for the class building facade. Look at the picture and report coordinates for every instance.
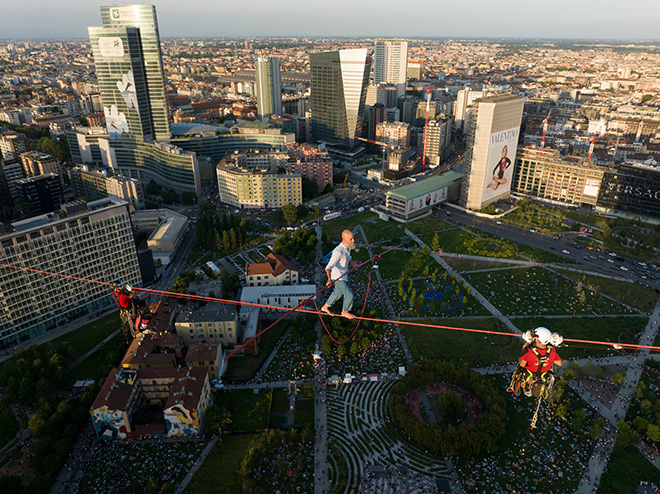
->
[175,305,239,346]
[0,131,28,160]
[310,49,371,147]
[15,173,65,216]
[0,197,141,349]
[255,57,282,120]
[460,94,525,210]
[385,171,463,220]
[246,253,299,286]
[376,121,411,149]
[20,151,61,179]
[286,144,333,192]
[596,163,660,220]
[513,147,606,206]
[374,39,408,85]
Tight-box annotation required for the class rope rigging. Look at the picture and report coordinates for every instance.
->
[1,252,659,362]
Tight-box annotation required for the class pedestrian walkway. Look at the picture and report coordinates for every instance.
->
[405,228,522,336]
[175,436,218,494]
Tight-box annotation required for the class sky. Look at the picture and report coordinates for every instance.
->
[1,0,659,40]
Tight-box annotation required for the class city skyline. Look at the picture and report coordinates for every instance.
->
[1,0,660,40]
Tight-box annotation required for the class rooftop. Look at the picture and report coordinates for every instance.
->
[246,253,298,277]
[386,171,463,201]
[164,367,208,410]
[177,304,237,323]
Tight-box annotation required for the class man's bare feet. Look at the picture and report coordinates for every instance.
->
[320,305,333,315]
[341,311,356,320]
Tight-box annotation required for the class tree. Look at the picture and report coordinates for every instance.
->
[431,233,441,252]
[323,183,334,194]
[615,420,639,449]
[301,177,319,200]
[647,423,660,442]
[281,204,299,225]
[611,371,625,384]
[162,188,179,204]
[337,344,346,356]
[349,341,359,354]
[588,417,606,438]
[360,337,370,350]
[181,191,198,205]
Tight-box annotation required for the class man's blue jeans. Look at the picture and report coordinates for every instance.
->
[326,280,354,312]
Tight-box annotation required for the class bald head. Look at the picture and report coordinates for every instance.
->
[342,229,355,249]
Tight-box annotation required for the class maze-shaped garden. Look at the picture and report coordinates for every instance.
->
[326,380,451,494]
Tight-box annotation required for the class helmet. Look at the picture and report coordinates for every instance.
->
[533,327,552,345]
[112,280,123,291]
[550,332,563,347]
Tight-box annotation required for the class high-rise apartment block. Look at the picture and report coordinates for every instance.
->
[460,94,525,210]
[418,119,453,168]
[455,88,486,132]
[0,131,29,160]
[374,39,408,85]
[255,57,282,120]
[310,49,371,147]
[15,173,65,216]
[406,60,423,81]
[67,165,145,210]
[0,197,141,349]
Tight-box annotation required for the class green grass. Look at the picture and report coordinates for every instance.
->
[401,318,522,366]
[185,434,257,494]
[223,322,287,381]
[464,267,637,316]
[52,312,121,356]
[556,270,659,313]
[598,446,660,494]
[404,215,452,234]
[216,389,272,432]
[323,211,377,240]
[71,332,127,381]
[419,228,474,254]
[444,259,522,271]
[375,250,437,280]
[361,220,406,243]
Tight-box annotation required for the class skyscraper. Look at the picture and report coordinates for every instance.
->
[88,5,170,143]
[460,94,525,210]
[310,49,371,148]
[255,57,282,120]
[374,39,408,85]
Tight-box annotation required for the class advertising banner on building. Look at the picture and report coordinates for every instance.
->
[406,187,447,215]
[482,126,520,203]
[583,178,601,198]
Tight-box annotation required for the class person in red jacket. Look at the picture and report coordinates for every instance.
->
[518,327,562,397]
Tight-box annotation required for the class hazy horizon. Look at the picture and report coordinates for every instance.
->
[1,0,659,41]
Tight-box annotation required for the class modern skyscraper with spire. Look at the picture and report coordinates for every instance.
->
[88,4,171,143]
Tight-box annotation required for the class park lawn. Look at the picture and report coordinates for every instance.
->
[269,389,289,428]
[556,270,659,313]
[361,220,406,244]
[513,316,648,360]
[465,267,637,316]
[598,446,660,494]
[444,259,523,271]
[419,228,474,254]
[71,331,128,382]
[375,250,437,280]
[323,211,377,240]
[404,215,452,235]
[401,318,522,366]
[223,322,288,381]
[217,388,272,432]
[185,434,257,494]
[52,311,122,356]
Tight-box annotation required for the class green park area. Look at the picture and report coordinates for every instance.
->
[323,211,377,242]
[557,270,659,313]
[223,321,288,381]
[403,215,452,235]
[464,267,639,316]
[599,446,660,494]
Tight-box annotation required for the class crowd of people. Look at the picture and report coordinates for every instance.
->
[73,438,206,493]
[250,435,314,493]
[457,389,597,493]
[262,325,315,382]
[357,463,444,493]
[464,267,635,316]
